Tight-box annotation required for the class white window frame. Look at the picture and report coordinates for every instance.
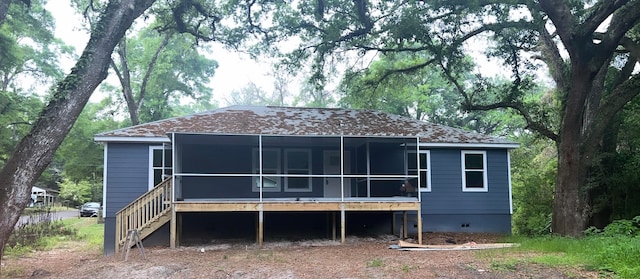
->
[407,150,431,192]
[284,149,312,192]
[252,148,281,192]
[148,145,172,190]
[461,150,488,192]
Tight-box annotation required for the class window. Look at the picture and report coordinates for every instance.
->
[252,149,281,192]
[407,150,431,192]
[285,149,312,192]
[461,150,488,192]
[149,146,172,190]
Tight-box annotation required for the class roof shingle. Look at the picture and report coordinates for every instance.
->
[95,106,516,145]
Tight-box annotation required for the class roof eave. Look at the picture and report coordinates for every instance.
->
[94,136,170,143]
[419,142,520,149]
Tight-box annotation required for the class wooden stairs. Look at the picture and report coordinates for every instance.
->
[115,177,172,253]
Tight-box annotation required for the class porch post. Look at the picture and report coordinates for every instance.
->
[391,212,396,236]
[332,212,337,241]
[257,204,264,247]
[417,207,423,245]
[402,211,408,238]
[340,135,344,202]
[258,135,263,202]
[366,139,371,198]
[176,212,182,247]
[170,205,177,248]
[170,133,177,249]
[340,204,346,244]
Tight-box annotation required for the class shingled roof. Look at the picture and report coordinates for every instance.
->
[95,106,517,146]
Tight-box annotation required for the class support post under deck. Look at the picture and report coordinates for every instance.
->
[257,205,264,247]
[170,206,177,248]
[340,204,346,244]
[417,207,423,245]
[402,211,408,239]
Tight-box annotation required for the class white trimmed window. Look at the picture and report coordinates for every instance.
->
[461,150,488,192]
[407,150,431,192]
[252,148,281,192]
[149,146,172,190]
[285,149,312,192]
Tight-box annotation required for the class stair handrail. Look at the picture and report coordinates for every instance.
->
[115,176,172,252]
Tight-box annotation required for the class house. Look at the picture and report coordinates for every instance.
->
[95,106,518,255]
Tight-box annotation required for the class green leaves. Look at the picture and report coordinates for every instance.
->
[108,25,218,124]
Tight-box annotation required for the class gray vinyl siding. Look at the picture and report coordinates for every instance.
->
[422,149,511,215]
[104,143,150,217]
[397,213,511,234]
[103,143,151,255]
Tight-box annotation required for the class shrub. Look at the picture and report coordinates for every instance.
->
[584,216,640,237]
[7,209,78,254]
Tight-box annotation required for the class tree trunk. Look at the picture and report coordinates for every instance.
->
[553,133,591,236]
[551,65,597,236]
[0,0,11,25]
[0,0,156,270]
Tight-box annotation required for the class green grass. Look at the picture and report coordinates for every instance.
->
[366,258,383,268]
[502,235,640,278]
[60,218,104,252]
[5,217,103,257]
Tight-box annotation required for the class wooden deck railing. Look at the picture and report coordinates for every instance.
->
[115,177,172,253]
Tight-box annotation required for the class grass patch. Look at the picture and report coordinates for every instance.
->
[62,218,104,251]
[401,264,415,272]
[366,258,383,268]
[5,213,103,257]
[515,235,640,278]
[490,258,518,271]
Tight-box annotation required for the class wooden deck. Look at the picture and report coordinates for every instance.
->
[174,198,420,212]
[115,178,423,252]
[170,199,422,248]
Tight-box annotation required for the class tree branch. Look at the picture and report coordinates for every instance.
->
[538,0,579,52]
[139,33,171,113]
[537,27,569,92]
[438,56,559,142]
[601,0,640,52]
[587,69,640,150]
[579,0,631,39]
[620,36,640,60]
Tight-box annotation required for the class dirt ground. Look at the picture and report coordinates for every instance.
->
[1,233,601,279]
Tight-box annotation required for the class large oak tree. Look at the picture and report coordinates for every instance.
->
[222,0,640,236]
[0,0,229,267]
[0,0,157,268]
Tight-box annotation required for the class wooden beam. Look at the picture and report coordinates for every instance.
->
[170,206,176,249]
[177,212,182,247]
[174,201,419,212]
[257,208,264,247]
[115,214,121,253]
[174,202,260,212]
[340,205,345,244]
[417,208,422,245]
[402,211,408,239]
[391,212,396,236]
[263,202,342,211]
[332,212,336,241]
[344,202,420,211]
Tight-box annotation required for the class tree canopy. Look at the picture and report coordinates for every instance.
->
[1,3,640,271]
[212,0,640,236]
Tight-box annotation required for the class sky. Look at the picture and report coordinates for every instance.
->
[43,1,536,110]
[45,0,278,106]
